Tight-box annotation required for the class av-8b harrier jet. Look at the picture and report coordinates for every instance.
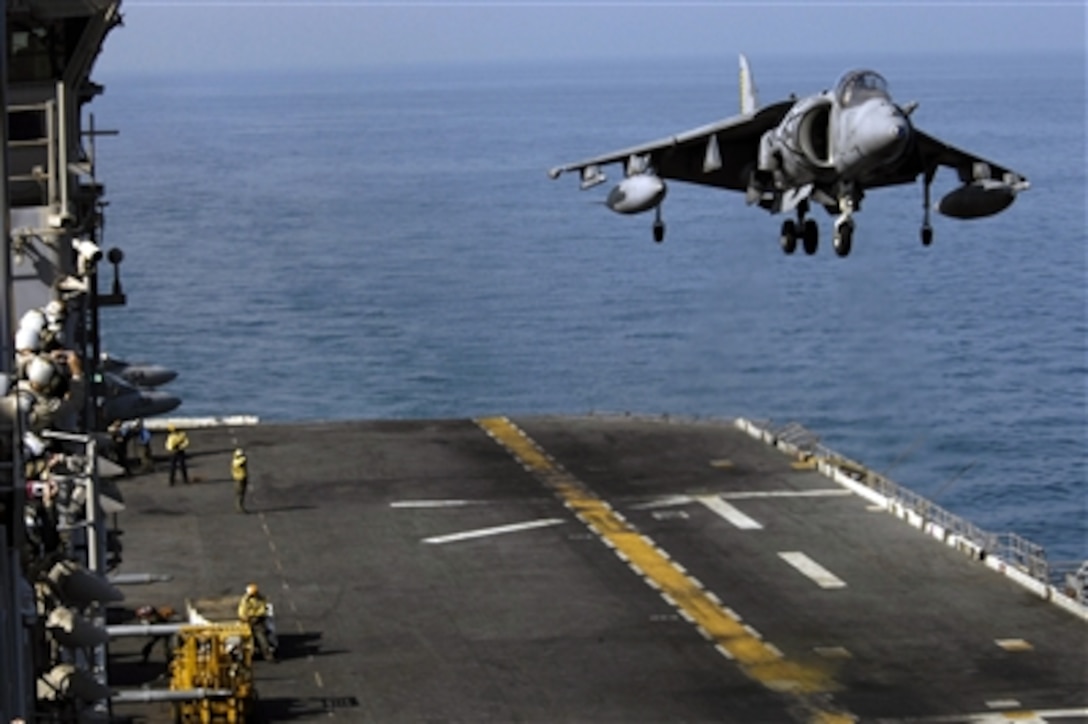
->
[549,55,1029,256]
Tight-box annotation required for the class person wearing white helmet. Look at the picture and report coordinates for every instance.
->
[25,356,54,390]
[16,351,84,434]
[18,302,65,352]
[40,300,66,349]
[17,357,60,435]
[14,326,42,379]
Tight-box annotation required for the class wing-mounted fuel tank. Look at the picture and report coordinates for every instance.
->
[758,95,834,185]
[602,155,667,215]
[937,164,1030,219]
[606,174,667,214]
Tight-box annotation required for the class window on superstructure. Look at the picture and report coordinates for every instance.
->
[9,23,60,83]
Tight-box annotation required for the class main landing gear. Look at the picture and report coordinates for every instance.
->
[779,200,819,256]
[778,195,856,258]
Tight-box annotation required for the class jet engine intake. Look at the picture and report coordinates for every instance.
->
[760,98,833,183]
[606,174,667,215]
[937,179,1019,219]
[796,103,832,167]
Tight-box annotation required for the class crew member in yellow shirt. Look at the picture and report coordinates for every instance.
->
[164,424,190,485]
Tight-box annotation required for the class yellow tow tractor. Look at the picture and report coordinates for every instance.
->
[169,596,259,723]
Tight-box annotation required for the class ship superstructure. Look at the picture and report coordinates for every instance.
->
[1,1,126,720]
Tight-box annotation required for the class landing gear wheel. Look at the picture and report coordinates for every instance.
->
[921,225,933,246]
[833,221,853,257]
[652,219,665,243]
[802,219,819,255]
[780,220,797,255]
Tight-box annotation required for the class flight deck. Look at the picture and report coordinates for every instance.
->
[107,416,1088,723]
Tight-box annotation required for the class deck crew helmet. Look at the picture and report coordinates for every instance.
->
[246,583,259,596]
[15,327,40,352]
[26,357,55,388]
[19,309,46,333]
[44,300,66,323]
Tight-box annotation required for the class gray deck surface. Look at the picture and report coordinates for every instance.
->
[107,416,1088,723]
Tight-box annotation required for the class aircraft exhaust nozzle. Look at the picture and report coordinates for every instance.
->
[101,354,179,388]
[606,175,667,215]
[937,179,1018,219]
[117,365,178,388]
[101,390,182,422]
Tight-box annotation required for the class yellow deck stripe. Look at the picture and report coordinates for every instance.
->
[477,417,855,723]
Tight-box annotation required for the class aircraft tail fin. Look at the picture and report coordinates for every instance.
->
[739,53,758,114]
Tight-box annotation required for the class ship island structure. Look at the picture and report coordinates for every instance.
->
[0,2,1085,722]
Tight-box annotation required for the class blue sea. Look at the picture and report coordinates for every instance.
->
[91,53,1086,564]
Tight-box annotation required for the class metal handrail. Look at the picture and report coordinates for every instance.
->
[763,420,1055,585]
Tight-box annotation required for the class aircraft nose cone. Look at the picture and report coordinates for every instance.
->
[860,107,910,160]
[888,118,910,157]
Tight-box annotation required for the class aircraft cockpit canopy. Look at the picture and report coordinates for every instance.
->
[835,70,890,107]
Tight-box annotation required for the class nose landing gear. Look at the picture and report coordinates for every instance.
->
[833,218,854,257]
[831,191,858,258]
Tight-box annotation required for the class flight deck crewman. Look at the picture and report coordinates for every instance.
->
[136,419,153,473]
[238,583,276,661]
[231,448,249,513]
[165,424,190,486]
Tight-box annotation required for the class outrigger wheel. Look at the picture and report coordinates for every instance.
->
[921,224,934,246]
[921,169,935,247]
[653,219,665,243]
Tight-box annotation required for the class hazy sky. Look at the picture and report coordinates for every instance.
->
[95,1,1085,76]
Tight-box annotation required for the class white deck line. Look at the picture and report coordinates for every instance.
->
[390,500,474,509]
[778,551,847,589]
[696,495,763,530]
[422,518,565,545]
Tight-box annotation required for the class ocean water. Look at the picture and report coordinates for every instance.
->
[91,53,1086,563]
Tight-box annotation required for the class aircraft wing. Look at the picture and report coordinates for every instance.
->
[549,100,794,192]
[915,130,1028,185]
[866,128,1029,189]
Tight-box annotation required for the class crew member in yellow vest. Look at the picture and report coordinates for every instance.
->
[164,425,190,486]
[232,448,249,513]
[237,583,276,661]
